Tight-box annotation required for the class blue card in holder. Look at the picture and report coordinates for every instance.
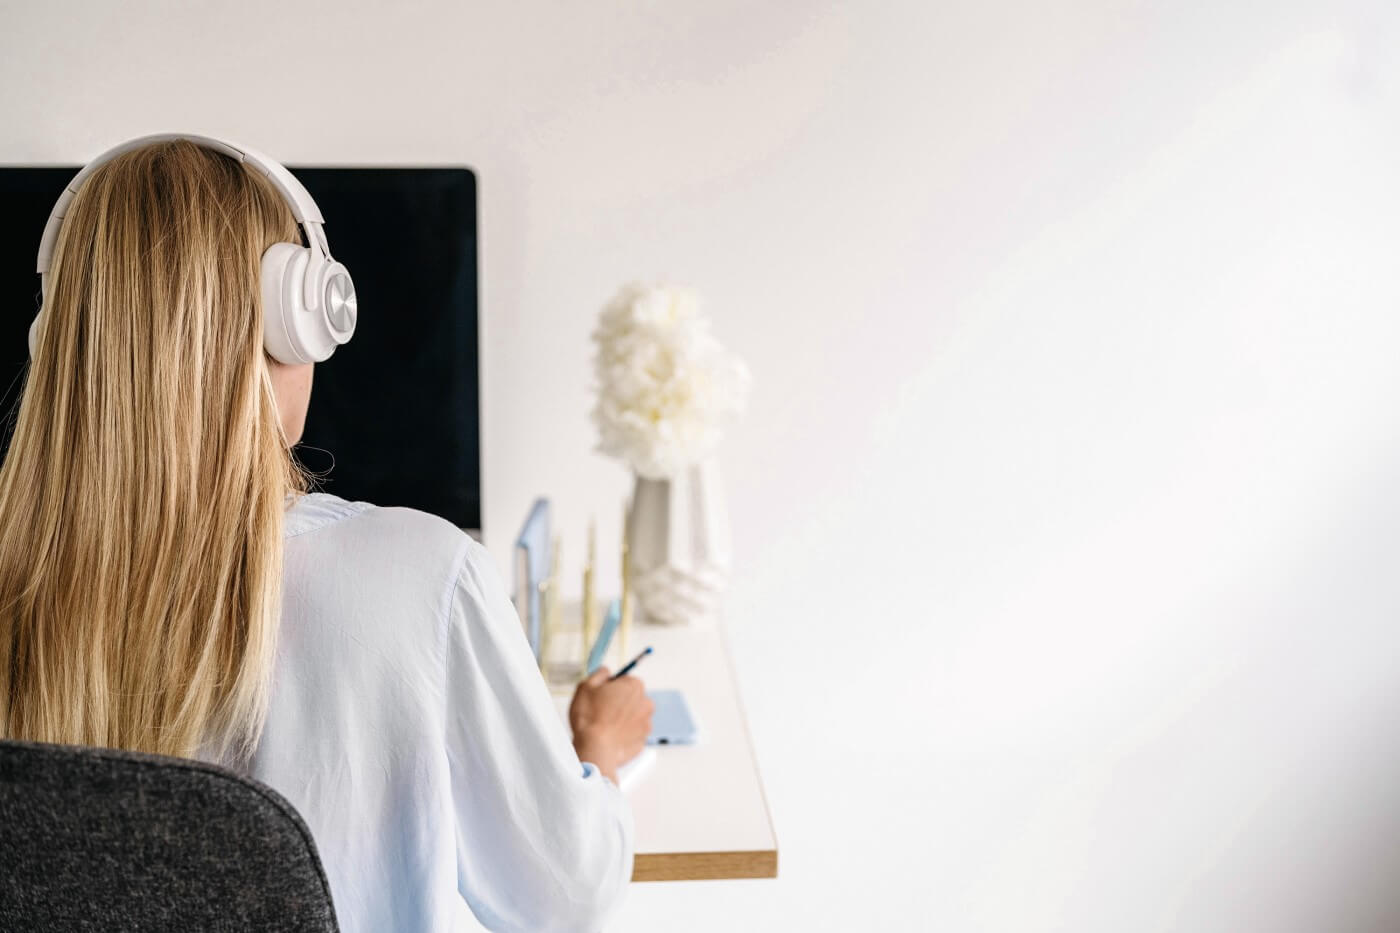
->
[586,599,621,676]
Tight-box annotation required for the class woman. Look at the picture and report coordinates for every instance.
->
[0,138,652,932]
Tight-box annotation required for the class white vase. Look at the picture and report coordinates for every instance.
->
[627,456,731,626]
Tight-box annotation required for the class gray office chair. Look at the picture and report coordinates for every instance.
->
[0,738,339,932]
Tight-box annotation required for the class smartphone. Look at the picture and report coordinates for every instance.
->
[647,689,699,745]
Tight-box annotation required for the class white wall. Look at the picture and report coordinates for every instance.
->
[5,1,1400,929]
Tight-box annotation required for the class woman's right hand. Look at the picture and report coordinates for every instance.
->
[569,669,655,784]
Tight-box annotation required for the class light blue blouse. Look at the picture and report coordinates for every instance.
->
[245,494,633,932]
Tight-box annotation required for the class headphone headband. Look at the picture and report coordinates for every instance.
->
[35,133,327,275]
[31,132,356,365]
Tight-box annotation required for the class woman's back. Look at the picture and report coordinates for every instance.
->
[259,493,632,932]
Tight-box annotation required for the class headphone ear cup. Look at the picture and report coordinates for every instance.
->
[261,242,312,364]
[261,242,354,364]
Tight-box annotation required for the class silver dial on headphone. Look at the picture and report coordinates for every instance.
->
[325,273,358,336]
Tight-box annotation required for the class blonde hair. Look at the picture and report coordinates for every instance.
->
[0,139,305,763]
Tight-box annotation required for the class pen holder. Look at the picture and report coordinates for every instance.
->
[541,598,631,693]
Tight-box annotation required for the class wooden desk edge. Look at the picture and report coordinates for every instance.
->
[627,621,782,885]
[632,848,778,882]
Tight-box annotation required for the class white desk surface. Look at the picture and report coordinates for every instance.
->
[549,619,778,882]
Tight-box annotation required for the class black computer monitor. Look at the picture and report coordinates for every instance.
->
[0,165,481,532]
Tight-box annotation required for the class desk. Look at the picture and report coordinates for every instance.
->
[550,620,778,882]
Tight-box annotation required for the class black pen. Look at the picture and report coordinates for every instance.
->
[609,646,653,680]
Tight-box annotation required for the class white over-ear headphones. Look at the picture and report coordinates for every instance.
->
[31,132,357,365]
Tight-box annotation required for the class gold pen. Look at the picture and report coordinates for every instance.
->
[539,535,561,674]
[619,499,633,656]
[581,518,597,669]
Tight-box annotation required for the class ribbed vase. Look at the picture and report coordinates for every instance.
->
[626,456,731,626]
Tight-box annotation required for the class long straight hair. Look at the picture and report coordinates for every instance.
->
[0,140,305,763]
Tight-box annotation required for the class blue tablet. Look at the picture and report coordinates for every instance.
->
[647,689,698,745]
[513,498,551,660]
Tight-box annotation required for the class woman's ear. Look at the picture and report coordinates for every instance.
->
[266,359,314,445]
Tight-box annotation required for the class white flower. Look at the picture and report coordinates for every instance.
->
[591,283,750,479]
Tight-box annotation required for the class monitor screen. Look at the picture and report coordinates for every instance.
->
[0,165,480,532]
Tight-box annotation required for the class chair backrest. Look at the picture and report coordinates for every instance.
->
[0,738,339,932]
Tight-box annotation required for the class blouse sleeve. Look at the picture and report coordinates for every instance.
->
[443,538,634,933]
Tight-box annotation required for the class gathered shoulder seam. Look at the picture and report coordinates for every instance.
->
[436,534,477,704]
[283,494,376,540]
